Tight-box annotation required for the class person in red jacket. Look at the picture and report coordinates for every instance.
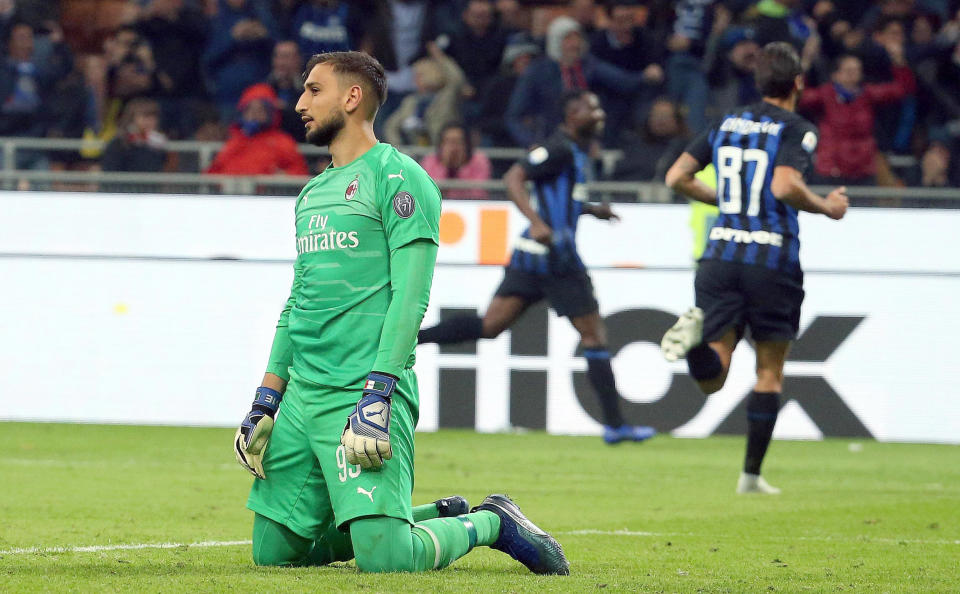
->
[206,83,309,176]
[799,46,916,185]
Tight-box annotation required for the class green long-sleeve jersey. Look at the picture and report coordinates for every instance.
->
[265,142,441,389]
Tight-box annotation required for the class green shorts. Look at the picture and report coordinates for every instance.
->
[247,368,420,539]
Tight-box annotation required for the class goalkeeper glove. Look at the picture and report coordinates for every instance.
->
[234,386,283,479]
[340,372,397,470]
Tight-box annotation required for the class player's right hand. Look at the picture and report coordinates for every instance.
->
[234,386,283,479]
[529,220,553,245]
[825,186,849,220]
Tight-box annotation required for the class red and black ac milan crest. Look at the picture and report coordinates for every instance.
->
[345,177,359,200]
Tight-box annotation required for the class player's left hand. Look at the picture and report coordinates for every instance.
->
[591,203,620,221]
[340,372,397,470]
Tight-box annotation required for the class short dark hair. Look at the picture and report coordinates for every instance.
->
[831,53,861,73]
[754,42,802,99]
[303,51,388,117]
[561,89,591,116]
[437,120,473,159]
[874,15,905,35]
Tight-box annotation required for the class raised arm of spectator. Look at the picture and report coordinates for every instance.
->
[584,54,647,94]
[862,62,917,106]
[383,96,415,146]
[424,44,467,142]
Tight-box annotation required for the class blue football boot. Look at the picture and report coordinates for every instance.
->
[434,495,470,517]
[603,424,656,444]
[471,494,569,575]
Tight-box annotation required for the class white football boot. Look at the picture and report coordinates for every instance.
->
[661,306,704,362]
[736,472,781,495]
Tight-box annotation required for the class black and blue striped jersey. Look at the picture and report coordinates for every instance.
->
[685,101,818,275]
[509,130,593,275]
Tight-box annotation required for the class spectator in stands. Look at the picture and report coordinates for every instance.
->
[105,26,164,104]
[608,97,690,181]
[384,43,466,146]
[476,39,538,148]
[590,2,665,145]
[441,0,507,99]
[0,0,14,44]
[569,0,598,38]
[591,2,663,72]
[205,82,308,175]
[46,55,101,169]
[270,0,301,38]
[494,0,526,38]
[204,0,277,122]
[131,0,210,138]
[367,0,447,133]
[918,140,956,186]
[420,121,492,199]
[666,0,719,132]
[0,21,69,169]
[291,0,364,58]
[857,0,920,33]
[855,16,918,154]
[266,39,306,142]
[750,0,816,50]
[917,28,960,131]
[506,16,656,147]
[799,51,917,185]
[705,25,761,120]
[101,98,170,172]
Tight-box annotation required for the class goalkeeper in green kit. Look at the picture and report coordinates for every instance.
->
[232,51,569,575]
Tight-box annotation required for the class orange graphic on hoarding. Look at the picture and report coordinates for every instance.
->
[437,207,510,265]
[479,208,509,265]
[439,211,466,245]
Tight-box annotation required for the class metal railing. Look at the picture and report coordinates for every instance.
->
[2,137,576,169]
[0,136,626,176]
[1,136,956,207]
[1,168,958,207]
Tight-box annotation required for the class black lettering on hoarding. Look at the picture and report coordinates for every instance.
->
[510,370,547,429]
[438,368,477,428]
[714,316,871,437]
[572,309,707,432]
[510,302,549,356]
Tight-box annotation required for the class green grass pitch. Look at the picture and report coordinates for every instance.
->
[2,422,958,592]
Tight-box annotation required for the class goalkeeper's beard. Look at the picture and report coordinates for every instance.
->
[306,108,346,147]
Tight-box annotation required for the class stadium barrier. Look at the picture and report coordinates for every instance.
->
[1,191,957,444]
[1,136,950,207]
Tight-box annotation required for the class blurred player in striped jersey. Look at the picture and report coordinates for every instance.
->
[419,90,656,445]
[663,43,848,494]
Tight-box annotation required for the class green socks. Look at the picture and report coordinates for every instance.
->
[252,508,502,571]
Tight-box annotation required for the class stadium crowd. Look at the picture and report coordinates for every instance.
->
[2,0,960,188]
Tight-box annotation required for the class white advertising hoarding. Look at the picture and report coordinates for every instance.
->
[1,192,957,443]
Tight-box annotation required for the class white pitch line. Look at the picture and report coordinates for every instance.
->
[560,529,675,537]
[0,540,251,556]
[559,530,960,546]
[3,531,958,557]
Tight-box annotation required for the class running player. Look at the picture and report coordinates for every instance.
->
[662,43,848,494]
[233,51,568,574]
[418,90,656,445]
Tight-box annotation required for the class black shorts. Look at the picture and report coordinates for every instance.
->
[695,259,805,343]
[494,267,599,318]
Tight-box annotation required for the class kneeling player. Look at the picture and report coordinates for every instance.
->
[232,51,567,574]
[662,43,848,494]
